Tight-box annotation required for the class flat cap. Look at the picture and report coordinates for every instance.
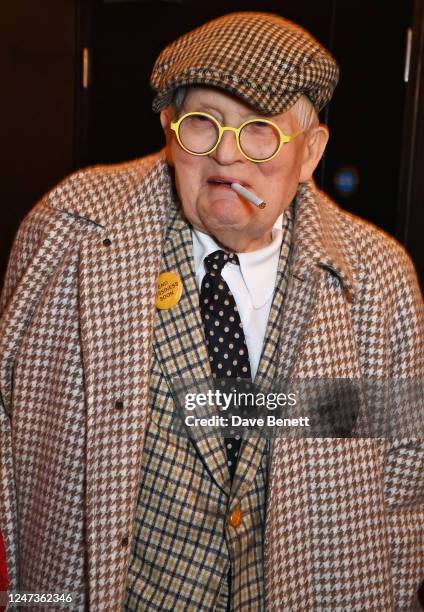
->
[151,12,340,115]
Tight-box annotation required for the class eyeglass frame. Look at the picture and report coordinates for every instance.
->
[170,111,304,163]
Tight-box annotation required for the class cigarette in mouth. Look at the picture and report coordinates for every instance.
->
[230,183,266,209]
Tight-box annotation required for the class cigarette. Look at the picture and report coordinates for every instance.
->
[230,183,266,209]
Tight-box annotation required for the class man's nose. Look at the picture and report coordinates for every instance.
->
[211,129,245,165]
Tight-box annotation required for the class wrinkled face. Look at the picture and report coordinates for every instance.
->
[161,87,325,252]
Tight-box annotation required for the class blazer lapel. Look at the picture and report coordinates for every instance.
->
[231,209,294,505]
[152,192,231,495]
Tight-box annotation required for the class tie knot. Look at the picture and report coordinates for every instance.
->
[204,250,239,275]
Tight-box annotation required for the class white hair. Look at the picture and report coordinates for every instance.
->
[172,86,188,112]
[289,95,319,131]
[170,86,319,131]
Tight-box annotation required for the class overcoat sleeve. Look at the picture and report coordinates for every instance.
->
[0,198,94,590]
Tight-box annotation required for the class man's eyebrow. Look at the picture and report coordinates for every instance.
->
[184,103,223,117]
[184,102,259,122]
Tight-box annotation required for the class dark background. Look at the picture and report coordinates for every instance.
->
[1,0,423,290]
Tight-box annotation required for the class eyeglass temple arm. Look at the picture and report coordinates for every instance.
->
[285,129,304,142]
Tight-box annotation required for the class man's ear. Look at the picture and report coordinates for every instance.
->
[299,124,329,182]
[160,107,174,166]
[160,108,171,132]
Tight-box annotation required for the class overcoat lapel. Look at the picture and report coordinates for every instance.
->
[152,187,232,496]
[264,181,363,608]
[77,155,174,608]
[277,181,361,380]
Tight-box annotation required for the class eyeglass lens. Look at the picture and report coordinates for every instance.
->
[178,114,281,160]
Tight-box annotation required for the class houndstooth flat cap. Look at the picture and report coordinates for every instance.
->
[150,12,340,115]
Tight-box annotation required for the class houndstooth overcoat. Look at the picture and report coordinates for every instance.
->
[0,151,423,611]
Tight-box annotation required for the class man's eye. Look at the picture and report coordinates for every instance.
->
[188,115,215,129]
[247,121,269,130]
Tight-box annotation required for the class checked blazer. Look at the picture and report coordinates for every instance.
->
[0,151,423,611]
[125,193,292,611]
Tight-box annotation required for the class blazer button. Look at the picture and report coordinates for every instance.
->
[103,238,112,247]
[229,508,243,528]
[121,536,129,546]
[115,400,124,410]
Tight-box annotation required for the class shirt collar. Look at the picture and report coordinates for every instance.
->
[192,213,285,309]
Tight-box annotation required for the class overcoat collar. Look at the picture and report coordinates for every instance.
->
[290,181,360,300]
[49,152,359,301]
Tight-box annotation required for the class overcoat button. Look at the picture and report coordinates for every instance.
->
[229,508,243,528]
[121,536,129,546]
[115,400,124,410]
[103,238,112,246]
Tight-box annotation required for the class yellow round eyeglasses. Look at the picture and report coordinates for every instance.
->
[170,111,304,163]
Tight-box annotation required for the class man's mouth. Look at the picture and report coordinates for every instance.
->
[207,176,250,189]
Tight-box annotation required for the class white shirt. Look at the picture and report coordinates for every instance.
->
[192,214,284,379]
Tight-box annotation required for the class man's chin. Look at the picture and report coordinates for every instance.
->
[206,197,251,224]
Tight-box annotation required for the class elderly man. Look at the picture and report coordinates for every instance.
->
[1,11,423,612]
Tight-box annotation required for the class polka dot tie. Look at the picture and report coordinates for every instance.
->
[200,249,252,481]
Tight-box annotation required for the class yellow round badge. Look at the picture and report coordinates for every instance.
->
[156,271,183,309]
